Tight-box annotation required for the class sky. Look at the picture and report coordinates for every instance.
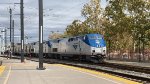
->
[0,0,107,43]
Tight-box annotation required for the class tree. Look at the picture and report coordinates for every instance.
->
[65,0,105,36]
[104,0,150,54]
[81,0,105,34]
[65,20,84,36]
[64,0,150,60]
[49,32,65,39]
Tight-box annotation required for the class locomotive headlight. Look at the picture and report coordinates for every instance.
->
[103,50,106,54]
[91,47,95,53]
[92,50,95,52]
[102,47,106,55]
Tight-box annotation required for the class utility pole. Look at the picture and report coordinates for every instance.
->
[12,20,14,55]
[9,8,12,59]
[4,29,7,52]
[20,0,24,62]
[0,35,2,55]
[38,0,45,70]
[138,34,141,62]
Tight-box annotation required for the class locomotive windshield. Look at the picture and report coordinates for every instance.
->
[97,36,102,39]
[89,36,102,39]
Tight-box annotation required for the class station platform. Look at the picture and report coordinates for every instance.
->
[106,60,150,68]
[0,56,141,84]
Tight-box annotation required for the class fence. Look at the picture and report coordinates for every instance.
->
[107,52,150,62]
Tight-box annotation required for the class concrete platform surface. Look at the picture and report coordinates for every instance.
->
[0,57,141,84]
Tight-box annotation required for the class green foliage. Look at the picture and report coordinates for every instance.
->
[65,0,104,36]
[49,33,66,39]
[65,0,150,53]
[81,0,105,34]
[104,0,150,52]
[65,20,90,36]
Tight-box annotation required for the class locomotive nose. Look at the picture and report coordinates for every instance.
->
[91,47,106,56]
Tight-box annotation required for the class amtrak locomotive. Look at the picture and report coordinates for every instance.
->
[14,33,106,63]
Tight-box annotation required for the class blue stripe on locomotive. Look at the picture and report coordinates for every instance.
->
[47,40,52,48]
[82,34,106,48]
[47,34,106,48]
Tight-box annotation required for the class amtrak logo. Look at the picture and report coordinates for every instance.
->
[73,44,78,50]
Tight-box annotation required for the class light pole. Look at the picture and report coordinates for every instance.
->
[20,0,25,62]
[4,29,7,52]
[12,20,15,55]
[0,35,2,55]
[38,0,45,70]
[9,8,12,59]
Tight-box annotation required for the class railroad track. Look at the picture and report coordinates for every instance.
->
[2,56,150,83]
[98,62,150,74]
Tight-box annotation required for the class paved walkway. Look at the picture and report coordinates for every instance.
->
[0,57,141,84]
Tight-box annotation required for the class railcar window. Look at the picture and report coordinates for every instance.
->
[82,36,85,40]
[71,38,73,41]
[58,40,60,43]
[31,49,34,52]
[68,38,74,42]
[97,36,102,39]
[74,37,79,41]
[68,37,79,42]
[68,39,70,42]
[53,48,57,52]
[90,36,97,39]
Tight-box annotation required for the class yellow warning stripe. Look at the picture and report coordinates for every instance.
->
[56,64,141,84]
[3,66,11,84]
[0,66,5,75]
